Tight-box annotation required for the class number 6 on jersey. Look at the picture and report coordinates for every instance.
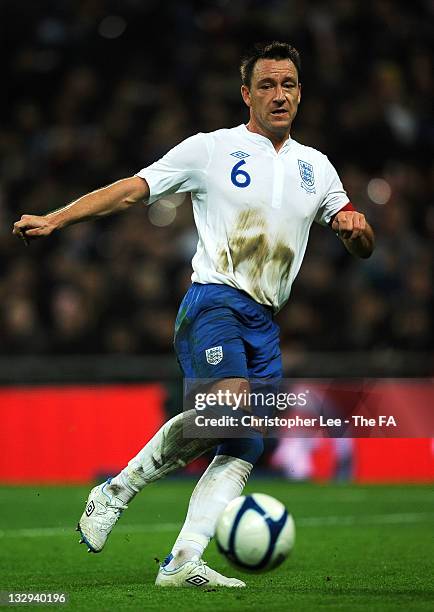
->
[231,160,251,188]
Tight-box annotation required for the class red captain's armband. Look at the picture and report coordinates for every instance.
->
[329,202,355,225]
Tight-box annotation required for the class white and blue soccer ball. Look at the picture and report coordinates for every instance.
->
[215,493,295,572]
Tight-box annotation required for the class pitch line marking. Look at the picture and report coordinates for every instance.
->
[0,512,433,539]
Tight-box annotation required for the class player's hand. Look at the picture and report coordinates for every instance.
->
[332,210,366,240]
[13,215,56,246]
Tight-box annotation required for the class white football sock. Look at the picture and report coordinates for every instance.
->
[108,410,217,503]
[165,454,253,570]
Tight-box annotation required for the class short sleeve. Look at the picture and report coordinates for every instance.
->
[315,157,350,226]
[136,133,210,205]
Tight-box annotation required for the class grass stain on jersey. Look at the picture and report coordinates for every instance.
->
[217,209,294,300]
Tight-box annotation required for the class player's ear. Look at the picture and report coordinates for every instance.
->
[297,83,301,104]
[241,85,251,107]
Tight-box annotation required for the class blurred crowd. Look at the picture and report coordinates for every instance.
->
[1,0,433,358]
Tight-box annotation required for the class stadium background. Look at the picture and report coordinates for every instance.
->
[1,2,433,482]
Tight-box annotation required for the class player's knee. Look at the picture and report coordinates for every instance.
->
[215,437,264,465]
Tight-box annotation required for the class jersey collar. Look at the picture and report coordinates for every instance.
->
[238,124,291,153]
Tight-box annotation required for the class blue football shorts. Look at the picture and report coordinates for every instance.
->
[174,283,282,382]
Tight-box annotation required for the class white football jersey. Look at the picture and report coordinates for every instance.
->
[136,124,349,312]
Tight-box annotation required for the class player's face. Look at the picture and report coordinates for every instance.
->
[241,59,301,140]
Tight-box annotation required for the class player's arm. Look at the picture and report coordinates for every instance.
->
[331,205,375,259]
[13,176,149,244]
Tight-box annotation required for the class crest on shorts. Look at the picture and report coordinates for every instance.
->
[205,346,223,365]
[298,159,316,193]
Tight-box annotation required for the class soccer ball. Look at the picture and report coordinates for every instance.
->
[215,493,295,572]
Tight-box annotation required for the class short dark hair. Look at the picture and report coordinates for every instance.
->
[240,41,301,87]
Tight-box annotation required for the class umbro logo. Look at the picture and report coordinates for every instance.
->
[85,501,95,517]
[185,575,209,586]
[230,150,250,159]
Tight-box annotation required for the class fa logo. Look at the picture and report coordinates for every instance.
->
[205,346,223,365]
[298,159,316,193]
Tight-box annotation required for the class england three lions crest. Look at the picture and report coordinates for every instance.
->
[205,346,223,365]
[298,159,316,193]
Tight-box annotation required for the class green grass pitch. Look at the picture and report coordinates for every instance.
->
[0,481,433,611]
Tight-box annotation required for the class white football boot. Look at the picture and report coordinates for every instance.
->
[76,479,127,553]
[155,559,246,588]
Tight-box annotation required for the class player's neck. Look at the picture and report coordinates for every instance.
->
[245,121,290,153]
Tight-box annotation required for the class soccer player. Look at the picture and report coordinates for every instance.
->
[13,42,374,588]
